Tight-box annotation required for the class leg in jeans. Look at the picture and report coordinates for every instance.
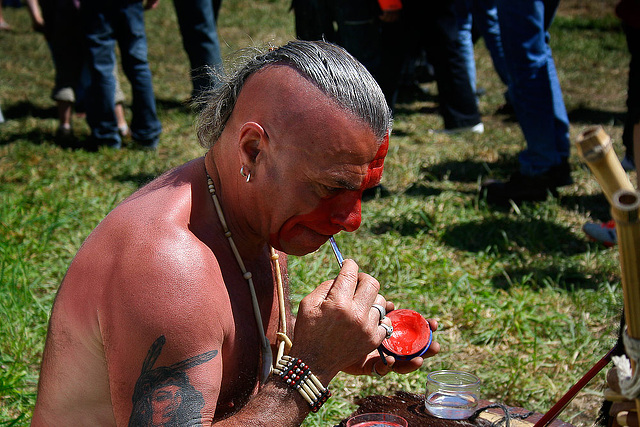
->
[332,0,379,68]
[82,2,120,147]
[404,0,480,130]
[117,1,161,146]
[172,0,223,99]
[472,0,509,87]
[431,0,481,130]
[455,0,477,94]
[291,0,336,42]
[496,0,569,176]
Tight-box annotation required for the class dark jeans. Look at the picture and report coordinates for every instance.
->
[403,0,481,129]
[292,0,430,113]
[41,0,85,103]
[81,0,162,146]
[172,0,223,99]
[496,0,570,175]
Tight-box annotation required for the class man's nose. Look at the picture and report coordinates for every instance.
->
[330,190,362,232]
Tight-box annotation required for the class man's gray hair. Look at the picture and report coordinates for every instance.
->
[196,40,392,149]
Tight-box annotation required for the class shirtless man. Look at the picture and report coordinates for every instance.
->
[32,40,440,426]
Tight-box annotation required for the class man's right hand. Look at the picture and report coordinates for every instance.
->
[289,259,392,384]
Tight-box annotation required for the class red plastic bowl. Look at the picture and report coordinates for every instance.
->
[379,309,432,360]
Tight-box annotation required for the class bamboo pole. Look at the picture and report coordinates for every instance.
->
[575,126,634,203]
[575,126,640,418]
[610,189,640,416]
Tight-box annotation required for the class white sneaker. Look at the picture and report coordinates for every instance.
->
[430,122,484,135]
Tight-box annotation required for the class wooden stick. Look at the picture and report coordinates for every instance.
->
[576,126,634,203]
[611,190,640,338]
[611,189,640,416]
[571,127,640,423]
[533,344,619,427]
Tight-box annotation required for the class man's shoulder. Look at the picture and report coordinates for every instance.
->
[71,159,224,290]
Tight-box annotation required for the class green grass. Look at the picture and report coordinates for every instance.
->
[0,0,631,425]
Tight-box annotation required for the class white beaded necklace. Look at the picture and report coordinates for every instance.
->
[205,170,291,384]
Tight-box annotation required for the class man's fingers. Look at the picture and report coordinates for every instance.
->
[354,271,381,302]
[378,317,393,340]
[371,356,424,377]
[325,258,359,301]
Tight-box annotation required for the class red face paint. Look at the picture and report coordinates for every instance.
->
[380,309,432,360]
[270,134,389,252]
[360,133,389,191]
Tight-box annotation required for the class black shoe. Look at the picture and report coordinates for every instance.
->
[55,126,76,147]
[84,137,121,152]
[481,162,572,205]
[132,138,159,151]
[495,102,515,116]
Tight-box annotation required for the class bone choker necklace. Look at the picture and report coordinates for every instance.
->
[205,167,291,384]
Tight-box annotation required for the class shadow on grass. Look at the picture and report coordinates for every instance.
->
[393,104,439,117]
[2,100,57,121]
[0,127,53,146]
[112,173,158,188]
[441,217,587,256]
[368,209,436,236]
[0,126,98,152]
[560,193,611,221]
[568,106,625,126]
[490,264,609,291]
[417,156,520,184]
[156,97,194,113]
[403,182,444,198]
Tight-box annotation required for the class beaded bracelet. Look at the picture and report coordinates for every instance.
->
[272,355,332,412]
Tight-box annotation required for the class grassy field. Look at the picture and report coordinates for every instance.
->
[0,0,633,425]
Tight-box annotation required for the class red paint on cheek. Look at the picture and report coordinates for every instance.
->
[382,309,431,356]
[277,190,363,245]
[270,134,389,249]
[360,134,389,191]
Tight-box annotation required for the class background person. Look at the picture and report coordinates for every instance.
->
[80,0,162,150]
[172,0,224,102]
[481,0,572,205]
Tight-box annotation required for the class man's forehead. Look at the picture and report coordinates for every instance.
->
[239,64,388,167]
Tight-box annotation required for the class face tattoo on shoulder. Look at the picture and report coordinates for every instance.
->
[128,336,218,427]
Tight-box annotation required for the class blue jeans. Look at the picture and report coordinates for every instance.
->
[402,0,481,129]
[172,0,223,99]
[82,0,161,147]
[455,0,509,94]
[496,0,570,176]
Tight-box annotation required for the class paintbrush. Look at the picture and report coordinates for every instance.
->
[328,236,388,365]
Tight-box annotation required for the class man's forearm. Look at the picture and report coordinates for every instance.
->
[211,379,313,426]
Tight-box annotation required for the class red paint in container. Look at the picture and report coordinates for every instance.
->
[380,309,432,360]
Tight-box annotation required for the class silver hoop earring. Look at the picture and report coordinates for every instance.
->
[240,166,251,183]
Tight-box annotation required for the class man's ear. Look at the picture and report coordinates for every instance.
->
[237,122,268,167]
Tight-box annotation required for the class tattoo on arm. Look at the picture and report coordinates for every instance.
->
[128,335,218,427]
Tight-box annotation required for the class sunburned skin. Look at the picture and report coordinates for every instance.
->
[273,134,389,247]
